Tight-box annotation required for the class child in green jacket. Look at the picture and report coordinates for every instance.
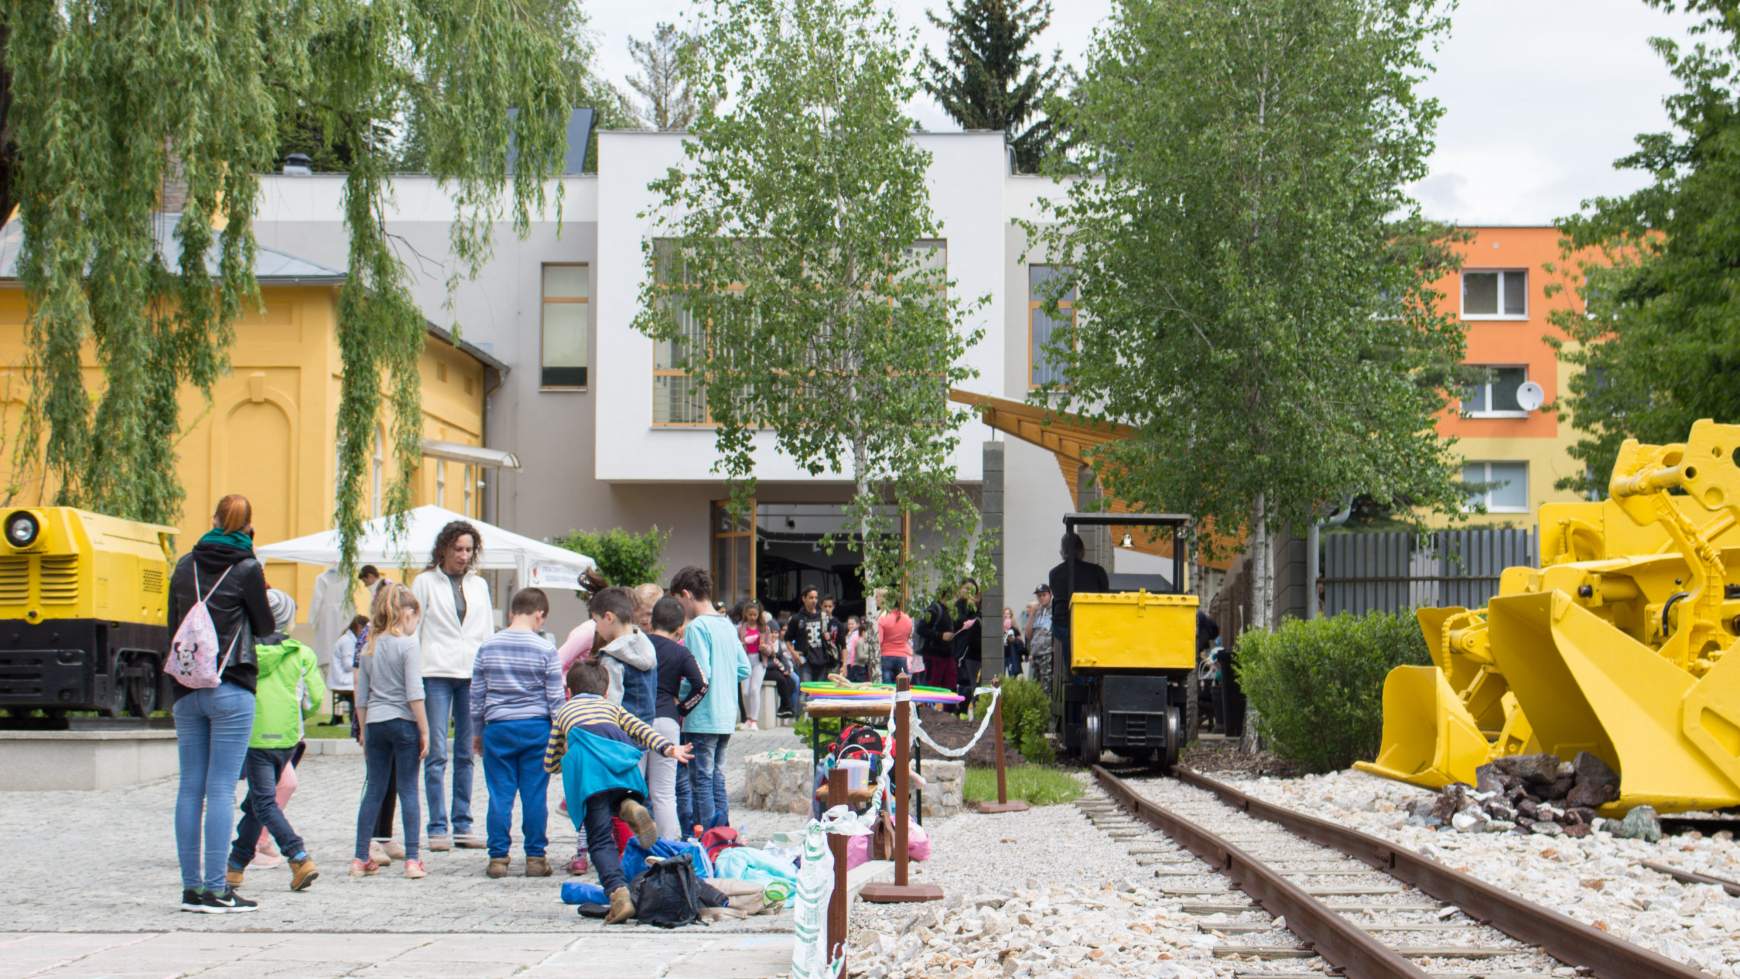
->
[227,589,326,892]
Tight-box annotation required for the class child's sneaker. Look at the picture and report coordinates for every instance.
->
[202,887,258,914]
[525,856,552,877]
[384,839,408,860]
[403,860,427,879]
[368,841,394,866]
[486,857,511,879]
[604,885,636,924]
[566,854,589,876]
[348,859,380,878]
[179,888,206,913]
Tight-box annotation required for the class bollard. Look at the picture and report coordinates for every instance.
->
[826,767,850,974]
[860,674,943,903]
[976,677,1029,814]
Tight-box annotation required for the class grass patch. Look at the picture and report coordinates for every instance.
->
[964,764,1082,807]
[306,722,352,740]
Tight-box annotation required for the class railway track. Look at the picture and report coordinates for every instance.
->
[1085,764,1711,979]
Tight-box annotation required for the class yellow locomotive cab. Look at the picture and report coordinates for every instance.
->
[0,507,177,717]
[1072,591,1199,671]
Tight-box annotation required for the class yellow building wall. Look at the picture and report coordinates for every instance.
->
[0,284,487,620]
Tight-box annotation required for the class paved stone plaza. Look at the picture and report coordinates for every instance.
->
[0,728,807,977]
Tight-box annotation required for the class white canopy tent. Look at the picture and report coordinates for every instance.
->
[256,505,596,591]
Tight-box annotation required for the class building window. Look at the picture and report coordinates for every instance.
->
[541,264,589,388]
[1462,365,1529,417]
[462,464,475,517]
[1462,270,1527,319]
[1463,460,1528,513]
[1029,264,1075,387]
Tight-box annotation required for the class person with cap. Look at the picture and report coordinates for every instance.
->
[1026,583,1055,693]
[1047,532,1109,677]
[226,588,325,893]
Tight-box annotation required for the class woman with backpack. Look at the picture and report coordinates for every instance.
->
[168,494,275,914]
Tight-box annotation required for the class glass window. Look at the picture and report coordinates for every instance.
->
[1463,366,1528,415]
[1462,461,1528,513]
[1029,264,1076,387]
[1462,270,1526,318]
[541,264,588,388]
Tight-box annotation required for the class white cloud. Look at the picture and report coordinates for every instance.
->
[582,0,1698,223]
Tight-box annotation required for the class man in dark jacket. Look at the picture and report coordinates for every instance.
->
[915,590,957,699]
[950,579,981,714]
[1047,531,1109,674]
[785,587,832,683]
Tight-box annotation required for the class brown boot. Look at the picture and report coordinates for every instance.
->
[604,885,636,924]
[524,856,552,877]
[486,857,510,879]
[225,867,245,889]
[618,798,658,849]
[289,858,319,891]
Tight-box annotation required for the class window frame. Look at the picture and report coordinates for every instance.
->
[1462,460,1529,514]
[1461,364,1531,419]
[1027,264,1076,389]
[1460,268,1529,321]
[539,262,590,391]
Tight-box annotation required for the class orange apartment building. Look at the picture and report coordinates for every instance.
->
[1434,225,1591,525]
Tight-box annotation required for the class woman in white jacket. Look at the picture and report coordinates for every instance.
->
[410,520,494,851]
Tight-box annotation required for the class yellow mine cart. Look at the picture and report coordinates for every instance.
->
[1053,512,1199,769]
[1358,420,1740,814]
[0,508,177,718]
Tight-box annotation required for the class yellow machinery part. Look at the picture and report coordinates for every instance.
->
[1071,591,1198,670]
[1354,665,1492,788]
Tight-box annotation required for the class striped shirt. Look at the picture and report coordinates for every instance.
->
[469,628,564,733]
[543,693,673,773]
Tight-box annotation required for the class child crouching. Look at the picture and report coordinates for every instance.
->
[545,660,693,923]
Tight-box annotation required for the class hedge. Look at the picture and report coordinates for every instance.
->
[1235,611,1430,773]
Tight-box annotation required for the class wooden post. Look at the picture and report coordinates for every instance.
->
[826,768,850,974]
[976,677,1029,814]
[860,674,943,903]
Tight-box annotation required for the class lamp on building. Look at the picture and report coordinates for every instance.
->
[1120,531,1133,548]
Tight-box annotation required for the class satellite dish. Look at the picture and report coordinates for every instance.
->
[1515,380,1545,412]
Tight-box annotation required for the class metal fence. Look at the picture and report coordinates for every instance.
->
[1321,528,1535,616]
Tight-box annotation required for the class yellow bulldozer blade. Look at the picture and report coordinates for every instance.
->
[1487,590,1740,813]
[1354,665,1493,789]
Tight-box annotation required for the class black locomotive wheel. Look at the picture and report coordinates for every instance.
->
[1079,708,1103,765]
[128,659,160,717]
[100,656,130,718]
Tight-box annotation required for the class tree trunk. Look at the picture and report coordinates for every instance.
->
[1241,491,1269,754]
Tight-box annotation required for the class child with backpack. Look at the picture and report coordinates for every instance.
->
[545,659,693,924]
[351,583,430,879]
[226,589,325,893]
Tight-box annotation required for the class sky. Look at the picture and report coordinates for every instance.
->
[584,0,1700,224]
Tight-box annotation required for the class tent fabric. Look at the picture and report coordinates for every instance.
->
[255,505,595,582]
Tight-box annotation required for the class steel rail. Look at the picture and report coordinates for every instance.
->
[1091,765,1431,979]
[1173,766,1711,979]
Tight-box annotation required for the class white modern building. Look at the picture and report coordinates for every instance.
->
[254,128,1173,622]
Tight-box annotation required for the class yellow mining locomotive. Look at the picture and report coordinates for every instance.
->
[1053,512,1200,769]
[0,508,177,717]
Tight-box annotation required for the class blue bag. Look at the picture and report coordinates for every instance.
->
[622,837,715,882]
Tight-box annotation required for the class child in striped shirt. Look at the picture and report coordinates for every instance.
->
[469,587,564,879]
[545,659,693,923]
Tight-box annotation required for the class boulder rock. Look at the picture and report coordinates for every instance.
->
[1544,775,1576,800]
[1475,764,1506,795]
[1614,805,1663,843]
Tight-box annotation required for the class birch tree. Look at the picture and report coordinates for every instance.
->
[634,0,991,645]
[1039,0,1468,632]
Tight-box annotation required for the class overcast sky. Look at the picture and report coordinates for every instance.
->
[585,0,1699,224]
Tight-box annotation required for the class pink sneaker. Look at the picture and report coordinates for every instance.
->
[567,854,589,876]
[403,860,427,879]
[348,859,380,878]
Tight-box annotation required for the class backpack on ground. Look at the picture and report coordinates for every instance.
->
[698,825,743,864]
[167,565,240,690]
[631,855,703,928]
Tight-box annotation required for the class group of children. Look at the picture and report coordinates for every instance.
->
[339,565,744,924]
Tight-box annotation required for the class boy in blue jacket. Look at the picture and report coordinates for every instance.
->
[667,567,751,833]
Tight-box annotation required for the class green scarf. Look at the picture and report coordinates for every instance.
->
[199,528,255,552]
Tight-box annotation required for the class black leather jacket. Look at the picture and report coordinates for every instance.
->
[167,539,275,697]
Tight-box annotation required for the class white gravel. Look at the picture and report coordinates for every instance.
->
[1197,767,1740,977]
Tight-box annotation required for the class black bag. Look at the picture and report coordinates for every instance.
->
[630,855,702,928]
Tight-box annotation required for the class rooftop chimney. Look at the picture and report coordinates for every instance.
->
[282,153,313,176]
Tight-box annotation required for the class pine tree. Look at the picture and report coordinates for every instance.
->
[627,22,701,130]
[922,0,1062,173]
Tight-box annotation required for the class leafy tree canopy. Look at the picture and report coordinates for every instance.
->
[923,0,1064,173]
[1039,0,1467,619]
[556,526,669,592]
[627,22,703,130]
[5,0,580,571]
[634,0,993,616]
[1551,0,1740,494]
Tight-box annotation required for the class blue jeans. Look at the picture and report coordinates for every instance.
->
[687,733,730,829]
[675,755,694,837]
[229,747,304,870]
[173,683,255,891]
[356,719,423,861]
[481,717,552,858]
[584,789,632,892]
[422,677,474,837]
[880,656,908,684]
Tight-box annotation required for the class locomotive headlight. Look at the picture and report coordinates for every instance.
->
[5,512,39,548]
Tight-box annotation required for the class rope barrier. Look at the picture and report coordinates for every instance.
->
[909,685,1002,759]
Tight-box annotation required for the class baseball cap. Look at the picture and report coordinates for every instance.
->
[1034,583,1051,595]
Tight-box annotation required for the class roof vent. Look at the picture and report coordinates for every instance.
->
[282,153,313,176]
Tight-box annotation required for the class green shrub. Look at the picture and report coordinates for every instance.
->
[793,713,846,745]
[975,676,1054,765]
[1235,611,1430,773]
[554,526,668,589]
